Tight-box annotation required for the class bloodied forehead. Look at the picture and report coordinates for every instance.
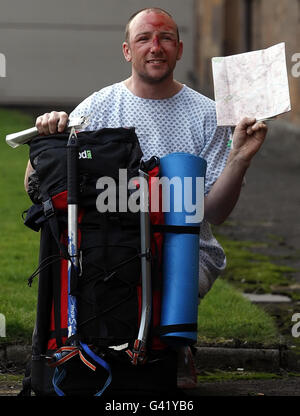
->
[128,10,179,41]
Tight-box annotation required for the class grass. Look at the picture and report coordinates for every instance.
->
[215,234,296,294]
[197,370,283,383]
[0,373,23,390]
[0,108,39,343]
[0,108,280,346]
[211,231,300,349]
[198,278,278,346]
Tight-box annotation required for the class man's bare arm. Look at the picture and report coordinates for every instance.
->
[204,117,268,225]
[24,160,35,192]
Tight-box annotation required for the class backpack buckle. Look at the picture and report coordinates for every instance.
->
[42,199,55,218]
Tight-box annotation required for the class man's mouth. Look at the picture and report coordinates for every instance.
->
[146,59,166,64]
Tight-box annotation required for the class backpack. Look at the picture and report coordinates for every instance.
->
[21,128,178,397]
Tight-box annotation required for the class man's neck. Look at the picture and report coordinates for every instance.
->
[124,76,183,99]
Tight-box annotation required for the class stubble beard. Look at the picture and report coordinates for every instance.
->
[136,64,175,85]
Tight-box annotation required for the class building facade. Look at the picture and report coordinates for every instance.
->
[195,0,300,125]
[0,0,299,125]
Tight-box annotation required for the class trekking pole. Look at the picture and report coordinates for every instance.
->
[136,170,152,356]
[49,126,80,395]
[66,126,79,340]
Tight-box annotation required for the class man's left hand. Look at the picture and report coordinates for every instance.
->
[232,117,268,164]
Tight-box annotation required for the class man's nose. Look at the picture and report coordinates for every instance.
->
[150,36,161,52]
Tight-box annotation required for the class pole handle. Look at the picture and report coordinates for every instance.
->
[67,128,79,205]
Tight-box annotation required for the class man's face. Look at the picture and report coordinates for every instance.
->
[123,11,183,84]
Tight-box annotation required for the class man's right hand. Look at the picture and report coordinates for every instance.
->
[35,111,69,135]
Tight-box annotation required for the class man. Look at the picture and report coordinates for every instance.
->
[24,7,267,390]
[25,7,267,292]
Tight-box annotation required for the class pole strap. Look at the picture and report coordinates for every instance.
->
[49,343,112,397]
[125,339,147,365]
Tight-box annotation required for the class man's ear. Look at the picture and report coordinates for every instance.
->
[176,40,183,61]
[122,42,132,62]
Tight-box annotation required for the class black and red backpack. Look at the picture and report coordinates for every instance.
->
[21,128,178,397]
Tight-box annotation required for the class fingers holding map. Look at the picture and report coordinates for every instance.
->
[212,42,291,126]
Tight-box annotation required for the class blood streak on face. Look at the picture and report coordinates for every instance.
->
[152,35,160,49]
[138,12,179,46]
[141,12,176,35]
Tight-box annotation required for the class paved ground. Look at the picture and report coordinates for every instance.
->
[217,120,300,281]
[187,376,300,396]
[1,375,300,397]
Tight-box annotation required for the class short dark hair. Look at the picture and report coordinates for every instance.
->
[125,7,180,43]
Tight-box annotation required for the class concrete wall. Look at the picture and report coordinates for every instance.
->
[0,0,195,107]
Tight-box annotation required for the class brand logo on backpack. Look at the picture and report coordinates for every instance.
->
[79,150,92,159]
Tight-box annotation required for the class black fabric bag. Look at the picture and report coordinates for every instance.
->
[20,128,177,397]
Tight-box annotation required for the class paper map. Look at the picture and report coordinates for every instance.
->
[212,42,291,126]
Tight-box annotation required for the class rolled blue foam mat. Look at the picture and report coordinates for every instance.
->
[159,153,207,345]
